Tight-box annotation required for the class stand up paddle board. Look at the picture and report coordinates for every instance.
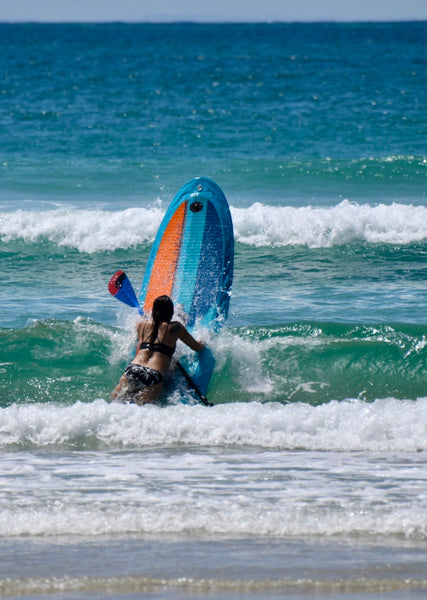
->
[139,177,234,397]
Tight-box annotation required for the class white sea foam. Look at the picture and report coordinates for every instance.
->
[0,201,426,252]
[1,495,425,539]
[0,399,426,539]
[0,206,164,253]
[232,201,427,248]
[1,397,425,452]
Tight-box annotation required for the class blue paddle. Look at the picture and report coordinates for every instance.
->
[108,271,212,406]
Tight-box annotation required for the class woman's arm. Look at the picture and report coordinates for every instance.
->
[177,323,205,352]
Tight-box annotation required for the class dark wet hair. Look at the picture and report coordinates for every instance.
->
[149,295,174,343]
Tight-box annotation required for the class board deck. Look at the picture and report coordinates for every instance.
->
[139,177,234,398]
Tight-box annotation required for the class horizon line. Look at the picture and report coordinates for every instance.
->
[1,18,426,24]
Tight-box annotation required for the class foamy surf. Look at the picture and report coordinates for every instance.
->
[233,200,427,247]
[1,201,426,252]
[1,413,426,539]
[1,397,425,452]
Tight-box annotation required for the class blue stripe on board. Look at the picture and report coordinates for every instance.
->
[188,200,223,328]
[173,195,207,319]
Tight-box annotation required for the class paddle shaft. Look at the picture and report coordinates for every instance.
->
[176,361,212,406]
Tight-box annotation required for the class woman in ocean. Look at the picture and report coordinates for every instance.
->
[111,295,205,405]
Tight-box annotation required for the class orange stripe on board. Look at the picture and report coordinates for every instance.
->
[143,201,186,313]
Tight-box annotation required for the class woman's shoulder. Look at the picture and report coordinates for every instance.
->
[136,319,149,332]
[168,320,182,334]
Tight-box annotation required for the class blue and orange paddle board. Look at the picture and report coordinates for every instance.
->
[139,177,234,398]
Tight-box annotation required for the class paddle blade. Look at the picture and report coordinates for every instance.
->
[108,270,142,313]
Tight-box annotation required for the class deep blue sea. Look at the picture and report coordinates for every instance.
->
[0,22,426,599]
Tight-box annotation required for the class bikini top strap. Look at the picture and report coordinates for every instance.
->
[140,320,170,344]
[140,321,147,343]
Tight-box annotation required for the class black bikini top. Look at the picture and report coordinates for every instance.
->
[139,341,175,359]
[139,321,177,359]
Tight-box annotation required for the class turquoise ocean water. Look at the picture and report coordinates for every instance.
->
[0,22,426,599]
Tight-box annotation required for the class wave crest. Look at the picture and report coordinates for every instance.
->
[1,201,426,252]
[0,398,426,452]
[232,200,427,247]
